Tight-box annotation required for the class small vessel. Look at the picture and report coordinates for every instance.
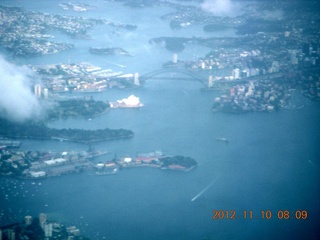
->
[215,137,229,143]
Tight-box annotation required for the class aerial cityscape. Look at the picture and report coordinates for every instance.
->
[0,0,319,239]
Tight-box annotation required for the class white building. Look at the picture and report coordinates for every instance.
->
[44,223,53,237]
[208,75,214,88]
[39,213,47,229]
[232,68,240,79]
[34,84,42,98]
[134,72,140,85]
[172,53,178,63]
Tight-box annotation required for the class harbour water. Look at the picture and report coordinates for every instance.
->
[0,1,320,239]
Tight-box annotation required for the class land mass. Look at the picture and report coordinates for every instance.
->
[0,118,133,143]
[48,98,110,119]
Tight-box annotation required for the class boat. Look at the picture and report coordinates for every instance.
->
[215,137,229,143]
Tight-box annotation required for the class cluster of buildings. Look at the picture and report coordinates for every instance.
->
[0,213,87,240]
[165,1,320,110]
[93,151,197,174]
[58,2,95,12]
[0,147,107,179]
[0,5,135,57]
[0,6,76,56]
[32,63,139,96]
[160,1,243,30]
[212,79,291,113]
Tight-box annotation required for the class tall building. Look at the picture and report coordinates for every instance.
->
[43,88,49,99]
[39,213,47,229]
[134,72,140,86]
[172,53,178,64]
[290,50,298,64]
[208,75,214,88]
[201,61,206,69]
[34,84,42,98]
[232,68,240,79]
[25,215,32,225]
[44,223,53,238]
[7,229,15,240]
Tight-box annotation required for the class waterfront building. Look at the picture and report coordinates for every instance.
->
[34,84,42,98]
[134,72,140,86]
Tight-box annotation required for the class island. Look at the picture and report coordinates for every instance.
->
[89,47,133,56]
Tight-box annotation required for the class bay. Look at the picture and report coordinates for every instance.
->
[0,1,319,240]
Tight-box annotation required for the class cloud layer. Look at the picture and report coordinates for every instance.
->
[0,56,41,122]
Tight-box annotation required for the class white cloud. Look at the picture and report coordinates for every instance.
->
[201,0,240,17]
[0,55,42,122]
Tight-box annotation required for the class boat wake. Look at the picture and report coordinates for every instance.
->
[308,160,320,170]
[191,177,220,202]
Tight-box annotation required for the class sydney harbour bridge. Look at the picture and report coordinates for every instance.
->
[124,67,282,89]
[128,67,250,89]
[138,68,209,86]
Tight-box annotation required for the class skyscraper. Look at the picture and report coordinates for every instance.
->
[134,72,140,86]
[172,53,178,64]
[208,75,214,88]
[34,84,42,98]
[43,88,49,99]
[44,223,53,238]
[232,68,240,79]
[25,215,32,225]
[39,213,47,229]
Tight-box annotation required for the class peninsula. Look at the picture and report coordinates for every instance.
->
[0,148,197,179]
[0,118,133,144]
[94,151,198,175]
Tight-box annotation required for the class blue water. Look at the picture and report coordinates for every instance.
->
[0,1,320,240]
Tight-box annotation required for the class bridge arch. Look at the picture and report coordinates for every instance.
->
[139,68,208,86]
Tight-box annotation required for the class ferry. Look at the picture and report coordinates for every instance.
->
[215,137,229,143]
